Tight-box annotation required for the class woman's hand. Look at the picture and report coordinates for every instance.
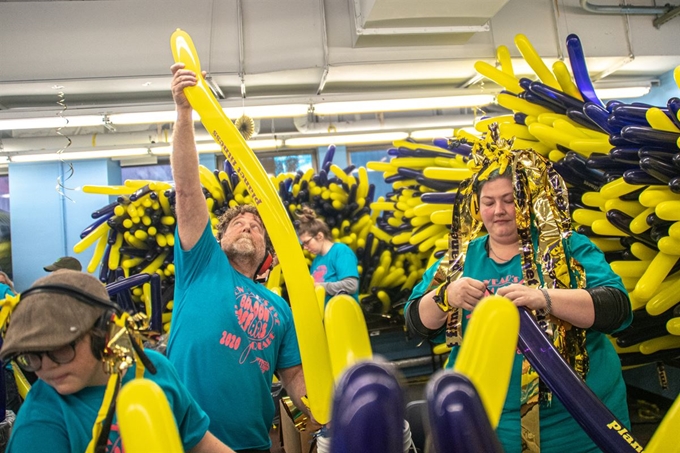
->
[496,284,547,311]
[446,277,488,311]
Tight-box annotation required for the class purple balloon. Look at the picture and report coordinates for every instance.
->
[106,273,152,296]
[566,34,604,107]
[150,273,163,332]
[583,102,616,135]
[518,308,644,452]
[322,144,336,172]
[621,125,680,148]
[79,212,114,239]
[667,98,680,130]
[529,81,585,111]
[426,371,503,453]
[330,362,405,453]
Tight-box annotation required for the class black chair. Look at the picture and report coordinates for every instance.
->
[405,399,428,452]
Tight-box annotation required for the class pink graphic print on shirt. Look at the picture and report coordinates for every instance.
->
[233,286,281,368]
[485,275,523,294]
[107,424,123,453]
[312,265,327,283]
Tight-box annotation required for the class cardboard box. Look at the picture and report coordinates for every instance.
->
[279,399,317,453]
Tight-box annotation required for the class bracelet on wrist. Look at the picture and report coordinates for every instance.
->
[540,288,552,315]
[433,282,450,312]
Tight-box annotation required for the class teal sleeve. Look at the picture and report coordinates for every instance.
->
[6,386,70,453]
[334,243,360,279]
[143,350,211,450]
[406,257,442,306]
[567,233,632,332]
[404,257,445,344]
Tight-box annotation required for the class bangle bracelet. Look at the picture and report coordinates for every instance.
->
[540,288,552,315]
[433,282,450,312]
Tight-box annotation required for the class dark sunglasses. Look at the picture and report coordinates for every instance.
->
[13,340,79,372]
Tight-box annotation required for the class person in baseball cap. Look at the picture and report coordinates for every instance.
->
[43,256,82,272]
[0,270,235,453]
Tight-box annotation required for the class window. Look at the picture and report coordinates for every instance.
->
[349,148,392,200]
[217,150,316,177]
[121,163,173,182]
[0,175,11,279]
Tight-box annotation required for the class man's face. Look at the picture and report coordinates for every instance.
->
[220,212,267,264]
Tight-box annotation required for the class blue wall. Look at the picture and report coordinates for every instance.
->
[635,69,680,108]
[9,159,120,292]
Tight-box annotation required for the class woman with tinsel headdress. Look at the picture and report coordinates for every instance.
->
[405,124,632,453]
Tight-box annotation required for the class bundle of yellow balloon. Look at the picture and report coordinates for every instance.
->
[71,30,680,451]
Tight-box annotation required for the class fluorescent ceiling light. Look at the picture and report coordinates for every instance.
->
[151,139,284,156]
[313,95,495,116]
[10,148,150,163]
[0,115,105,131]
[596,86,651,99]
[0,156,8,164]
[285,132,408,148]
[108,111,188,125]
[410,128,455,140]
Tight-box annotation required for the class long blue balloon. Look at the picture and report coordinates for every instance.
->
[426,371,503,453]
[106,273,152,296]
[330,361,405,453]
[529,81,585,111]
[518,308,644,452]
[566,34,604,107]
[667,98,680,130]
[583,102,616,135]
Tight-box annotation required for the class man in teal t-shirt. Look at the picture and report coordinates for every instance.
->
[167,63,311,452]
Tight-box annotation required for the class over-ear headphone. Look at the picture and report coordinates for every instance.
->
[19,284,121,360]
[254,251,274,282]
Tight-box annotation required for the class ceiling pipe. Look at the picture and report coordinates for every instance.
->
[293,114,474,134]
[237,0,247,98]
[580,0,671,15]
[316,0,330,95]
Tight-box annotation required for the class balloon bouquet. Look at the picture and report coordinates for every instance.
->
[68,28,680,452]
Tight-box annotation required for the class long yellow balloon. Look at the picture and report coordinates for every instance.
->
[634,252,680,301]
[552,60,583,100]
[473,61,522,94]
[171,29,333,423]
[514,34,561,90]
[645,392,680,453]
[453,295,519,428]
[324,294,373,380]
[117,379,183,453]
[647,107,680,133]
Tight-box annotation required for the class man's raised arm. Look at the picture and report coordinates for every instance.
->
[170,63,210,250]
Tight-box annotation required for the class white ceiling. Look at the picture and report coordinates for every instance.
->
[1,0,680,152]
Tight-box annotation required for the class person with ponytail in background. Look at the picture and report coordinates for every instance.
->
[295,206,360,306]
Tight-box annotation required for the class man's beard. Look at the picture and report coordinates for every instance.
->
[223,234,258,261]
